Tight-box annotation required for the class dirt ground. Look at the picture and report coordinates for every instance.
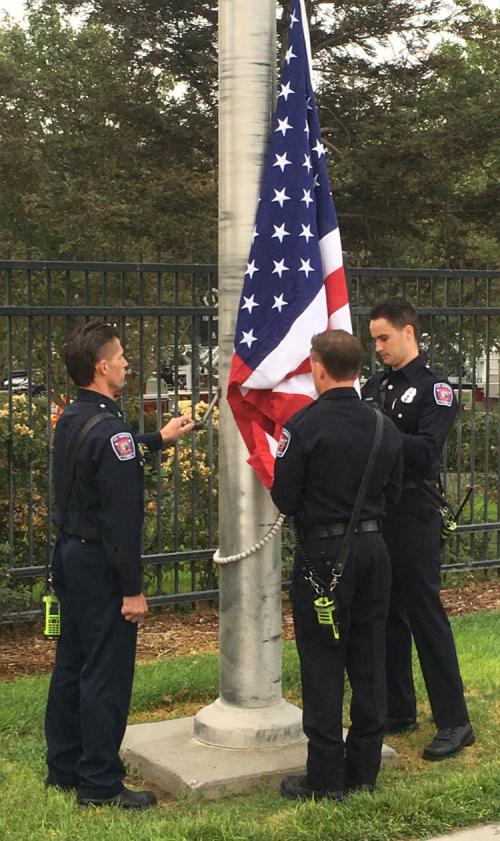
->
[0,580,498,682]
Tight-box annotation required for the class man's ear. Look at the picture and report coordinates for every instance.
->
[403,323,415,343]
[316,361,327,381]
[94,357,107,378]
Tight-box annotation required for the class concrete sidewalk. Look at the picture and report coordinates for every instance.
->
[425,827,499,841]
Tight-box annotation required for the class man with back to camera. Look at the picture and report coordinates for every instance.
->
[362,298,474,760]
[271,329,403,800]
[45,322,195,808]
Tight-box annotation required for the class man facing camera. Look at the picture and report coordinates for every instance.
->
[363,298,474,760]
[272,329,403,800]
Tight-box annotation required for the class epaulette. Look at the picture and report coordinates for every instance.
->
[364,368,387,385]
[423,363,449,382]
[83,409,122,440]
[361,368,389,388]
[286,398,319,429]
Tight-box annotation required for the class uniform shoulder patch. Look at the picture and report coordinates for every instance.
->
[276,428,291,458]
[110,431,136,461]
[433,382,453,407]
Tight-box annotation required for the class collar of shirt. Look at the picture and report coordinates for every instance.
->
[319,386,360,401]
[76,388,121,416]
[389,353,427,385]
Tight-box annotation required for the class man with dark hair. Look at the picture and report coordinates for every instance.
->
[272,329,403,800]
[45,323,195,808]
[363,298,474,760]
[310,329,363,381]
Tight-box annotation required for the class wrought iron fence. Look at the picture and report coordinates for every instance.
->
[350,267,500,574]
[0,260,218,622]
[0,261,499,623]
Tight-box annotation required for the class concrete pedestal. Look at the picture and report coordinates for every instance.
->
[121,716,398,801]
[193,698,304,748]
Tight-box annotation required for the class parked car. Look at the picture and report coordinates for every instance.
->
[1,369,45,396]
[142,376,170,414]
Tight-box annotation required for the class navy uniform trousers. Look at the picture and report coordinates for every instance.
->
[45,534,137,798]
[383,489,469,728]
[292,532,391,792]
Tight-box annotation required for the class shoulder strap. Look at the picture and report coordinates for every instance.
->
[47,410,116,592]
[60,411,116,526]
[374,374,390,412]
[333,409,384,577]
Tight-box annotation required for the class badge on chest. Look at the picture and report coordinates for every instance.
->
[400,386,417,404]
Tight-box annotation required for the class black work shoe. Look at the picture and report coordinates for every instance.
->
[280,774,345,802]
[77,786,157,809]
[385,717,418,734]
[45,778,78,792]
[45,774,79,791]
[422,723,475,761]
[345,783,375,794]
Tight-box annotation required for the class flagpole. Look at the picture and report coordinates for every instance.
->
[299,0,313,74]
[193,0,303,748]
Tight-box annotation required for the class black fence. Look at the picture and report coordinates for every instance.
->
[0,260,219,622]
[351,267,500,574]
[1,261,499,623]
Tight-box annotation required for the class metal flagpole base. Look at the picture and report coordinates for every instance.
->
[193,697,304,749]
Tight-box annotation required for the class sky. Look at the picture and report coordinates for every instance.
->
[1,0,23,18]
[1,0,499,20]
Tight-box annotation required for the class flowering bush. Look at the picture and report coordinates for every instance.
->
[0,395,50,615]
[142,399,219,595]
[0,394,219,616]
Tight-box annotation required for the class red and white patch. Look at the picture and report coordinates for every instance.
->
[110,432,136,461]
[433,382,453,407]
[276,428,291,458]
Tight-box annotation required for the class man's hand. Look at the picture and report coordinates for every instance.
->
[121,593,148,623]
[160,414,195,444]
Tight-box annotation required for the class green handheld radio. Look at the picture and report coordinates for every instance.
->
[441,513,458,541]
[314,596,341,642]
[440,486,473,543]
[43,593,61,639]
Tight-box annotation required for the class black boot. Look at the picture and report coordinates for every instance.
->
[422,723,475,760]
[45,775,78,792]
[280,775,344,802]
[77,786,157,808]
[345,782,375,794]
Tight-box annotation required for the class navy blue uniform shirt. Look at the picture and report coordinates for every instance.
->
[362,354,458,485]
[52,389,164,596]
[271,387,403,526]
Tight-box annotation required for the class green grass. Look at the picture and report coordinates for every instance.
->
[0,612,499,841]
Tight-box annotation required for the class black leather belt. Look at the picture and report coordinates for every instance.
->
[299,518,381,540]
[62,533,102,545]
[402,480,420,491]
[402,479,438,492]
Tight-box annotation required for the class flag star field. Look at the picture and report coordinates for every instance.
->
[228,1,352,487]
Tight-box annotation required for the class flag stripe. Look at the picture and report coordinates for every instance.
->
[227,1,352,487]
[319,227,343,278]
[325,266,350,318]
[329,301,352,331]
[240,285,327,389]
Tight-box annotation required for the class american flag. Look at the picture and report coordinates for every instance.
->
[227,0,352,488]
